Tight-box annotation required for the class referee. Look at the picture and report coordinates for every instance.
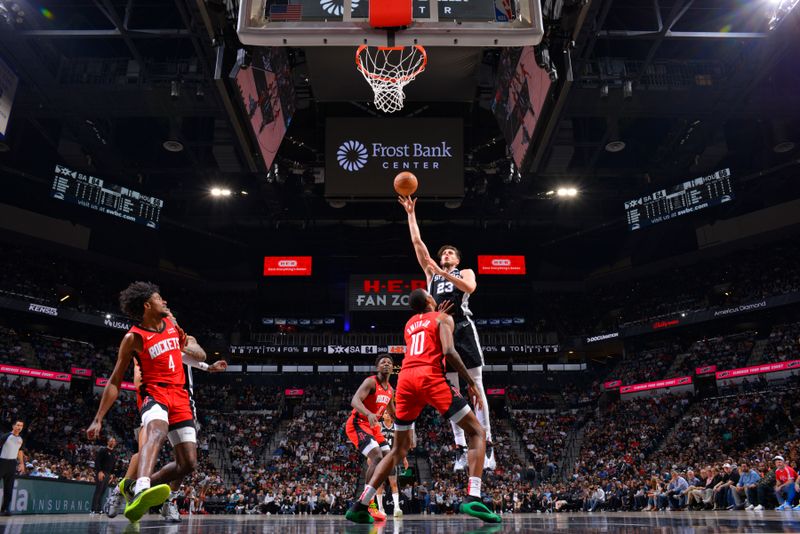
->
[0,420,25,516]
[91,437,117,514]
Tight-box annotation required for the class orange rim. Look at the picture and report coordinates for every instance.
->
[355,44,427,84]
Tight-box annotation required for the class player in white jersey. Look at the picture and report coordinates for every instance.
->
[399,195,495,471]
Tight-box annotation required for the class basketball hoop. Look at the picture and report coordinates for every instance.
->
[355,45,427,114]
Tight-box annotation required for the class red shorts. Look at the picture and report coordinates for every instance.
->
[139,383,194,428]
[394,367,469,428]
[345,414,386,456]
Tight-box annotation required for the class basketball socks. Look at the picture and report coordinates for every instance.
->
[359,486,377,506]
[134,477,151,496]
[392,493,400,510]
[468,477,482,498]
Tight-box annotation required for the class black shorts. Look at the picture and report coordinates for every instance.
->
[445,319,484,371]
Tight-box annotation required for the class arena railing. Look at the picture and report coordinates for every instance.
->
[249,330,551,347]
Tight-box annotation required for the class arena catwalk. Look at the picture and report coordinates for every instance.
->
[2,512,800,533]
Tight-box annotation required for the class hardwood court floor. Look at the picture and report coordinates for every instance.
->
[2,510,800,533]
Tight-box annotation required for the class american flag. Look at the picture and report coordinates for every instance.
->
[269,3,303,21]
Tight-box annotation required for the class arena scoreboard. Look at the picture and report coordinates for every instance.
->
[51,165,163,229]
[624,168,734,231]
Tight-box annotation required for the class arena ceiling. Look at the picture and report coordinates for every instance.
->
[0,0,799,265]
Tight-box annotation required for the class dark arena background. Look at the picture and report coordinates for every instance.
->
[1,0,800,532]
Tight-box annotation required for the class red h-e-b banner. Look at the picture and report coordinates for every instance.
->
[264,256,312,276]
[285,388,305,396]
[477,255,526,275]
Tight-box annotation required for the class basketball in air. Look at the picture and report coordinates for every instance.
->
[394,171,418,196]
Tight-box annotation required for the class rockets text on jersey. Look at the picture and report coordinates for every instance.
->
[402,311,445,371]
[128,317,186,388]
[352,376,394,423]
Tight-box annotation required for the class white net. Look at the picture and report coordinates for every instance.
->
[356,45,427,113]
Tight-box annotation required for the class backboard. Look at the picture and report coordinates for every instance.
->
[237,0,544,47]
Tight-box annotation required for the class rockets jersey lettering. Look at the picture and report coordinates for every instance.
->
[402,311,445,371]
[128,317,186,387]
[429,268,472,321]
[352,376,394,423]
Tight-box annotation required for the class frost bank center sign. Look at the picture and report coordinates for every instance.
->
[325,118,464,198]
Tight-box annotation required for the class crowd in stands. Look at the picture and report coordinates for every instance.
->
[3,236,800,344]
[681,331,756,373]
[510,410,580,480]
[4,237,800,517]
[605,326,782,387]
[758,322,800,365]
[0,242,251,341]
[575,394,692,482]
[5,354,800,516]
[29,333,119,377]
[657,388,796,470]
[506,385,557,409]
[0,326,24,366]
[0,322,128,377]
[194,384,284,412]
[612,343,681,385]
[532,241,800,336]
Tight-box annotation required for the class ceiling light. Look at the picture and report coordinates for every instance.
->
[623,80,633,100]
[774,141,796,153]
[0,1,25,25]
[162,140,184,152]
[220,189,232,196]
[170,80,181,99]
[605,140,626,153]
[241,190,248,195]
[60,294,70,302]
[328,200,346,208]
[105,314,112,319]
[445,200,462,209]
[768,0,800,30]
[556,187,578,198]
[211,188,221,196]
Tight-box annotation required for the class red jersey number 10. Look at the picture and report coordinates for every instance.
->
[408,331,426,356]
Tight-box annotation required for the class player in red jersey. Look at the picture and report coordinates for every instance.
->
[347,289,501,524]
[105,309,227,522]
[346,354,395,521]
[87,282,199,523]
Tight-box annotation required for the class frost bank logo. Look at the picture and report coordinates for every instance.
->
[337,140,368,172]
[320,0,360,16]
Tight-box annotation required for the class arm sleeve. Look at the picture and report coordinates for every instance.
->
[182,353,208,370]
